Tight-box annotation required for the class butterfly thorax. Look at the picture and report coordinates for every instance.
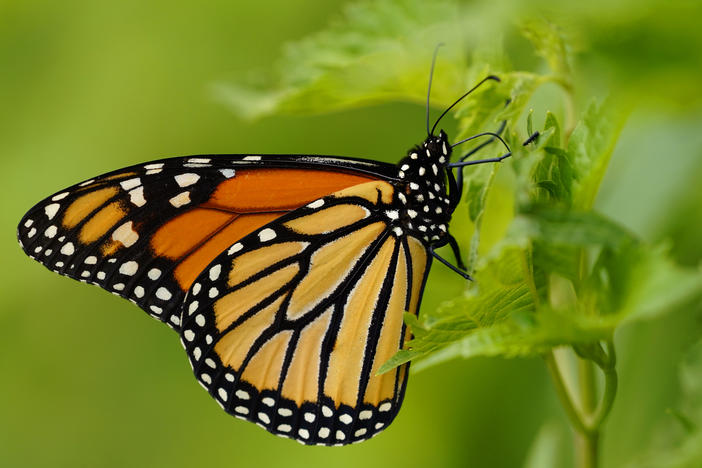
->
[389,130,454,245]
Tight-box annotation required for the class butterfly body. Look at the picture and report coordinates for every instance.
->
[390,129,455,246]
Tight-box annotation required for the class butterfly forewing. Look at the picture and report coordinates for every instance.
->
[17,155,395,330]
[180,181,431,445]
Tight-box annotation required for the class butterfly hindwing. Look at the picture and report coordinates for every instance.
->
[180,180,431,445]
[17,155,396,330]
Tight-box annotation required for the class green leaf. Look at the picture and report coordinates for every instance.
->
[383,211,702,372]
[586,242,702,324]
[527,109,534,136]
[568,99,628,208]
[454,71,544,141]
[520,18,573,89]
[531,146,574,204]
[543,111,561,147]
[215,0,487,119]
[512,207,635,250]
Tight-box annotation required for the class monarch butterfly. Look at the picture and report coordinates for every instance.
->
[17,55,535,445]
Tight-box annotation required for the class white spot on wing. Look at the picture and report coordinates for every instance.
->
[45,203,60,220]
[129,186,146,207]
[174,173,200,187]
[228,243,243,255]
[307,199,324,209]
[52,192,69,201]
[148,268,161,280]
[219,169,235,178]
[60,242,75,255]
[258,228,276,242]
[112,221,139,247]
[44,225,57,238]
[156,287,172,301]
[209,264,221,281]
[169,191,191,208]
[120,178,141,190]
[243,155,261,161]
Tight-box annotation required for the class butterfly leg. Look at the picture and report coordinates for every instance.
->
[429,245,473,280]
[453,120,508,197]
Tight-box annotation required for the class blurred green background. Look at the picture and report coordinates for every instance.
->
[2,1,701,467]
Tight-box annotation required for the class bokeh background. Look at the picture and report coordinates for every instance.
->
[2,1,701,467]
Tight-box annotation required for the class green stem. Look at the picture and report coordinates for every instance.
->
[545,342,618,468]
[589,340,618,429]
[576,358,599,468]
[545,351,588,435]
[575,430,598,468]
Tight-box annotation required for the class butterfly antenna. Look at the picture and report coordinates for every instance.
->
[431,75,501,136]
[426,43,444,136]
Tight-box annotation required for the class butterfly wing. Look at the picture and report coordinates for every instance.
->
[17,155,396,330]
[180,180,431,445]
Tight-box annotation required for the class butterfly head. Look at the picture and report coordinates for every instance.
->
[423,129,452,165]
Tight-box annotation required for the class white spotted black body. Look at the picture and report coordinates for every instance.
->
[387,130,455,246]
